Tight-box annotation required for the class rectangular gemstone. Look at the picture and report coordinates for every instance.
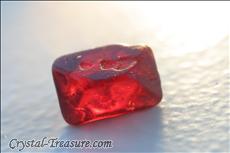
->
[52,45,162,125]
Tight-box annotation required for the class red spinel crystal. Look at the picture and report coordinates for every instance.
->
[52,45,162,125]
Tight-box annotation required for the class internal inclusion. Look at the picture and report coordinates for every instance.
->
[79,58,137,72]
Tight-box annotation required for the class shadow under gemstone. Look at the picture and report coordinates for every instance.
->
[53,106,163,152]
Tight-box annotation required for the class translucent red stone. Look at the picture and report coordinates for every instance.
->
[52,45,162,125]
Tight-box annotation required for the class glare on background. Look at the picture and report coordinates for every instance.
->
[116,1,229,55]
[54,1,228,56]
[2,1,229,57]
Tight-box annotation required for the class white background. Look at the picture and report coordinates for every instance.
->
[1,2,230,152]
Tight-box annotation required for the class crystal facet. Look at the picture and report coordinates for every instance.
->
[52,45,162,125]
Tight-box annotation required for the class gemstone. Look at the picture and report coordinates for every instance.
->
[52,44,162,125]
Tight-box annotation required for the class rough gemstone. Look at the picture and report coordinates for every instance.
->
[52,44,162,125]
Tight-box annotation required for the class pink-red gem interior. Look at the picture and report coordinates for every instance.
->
[52,45,162,125]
